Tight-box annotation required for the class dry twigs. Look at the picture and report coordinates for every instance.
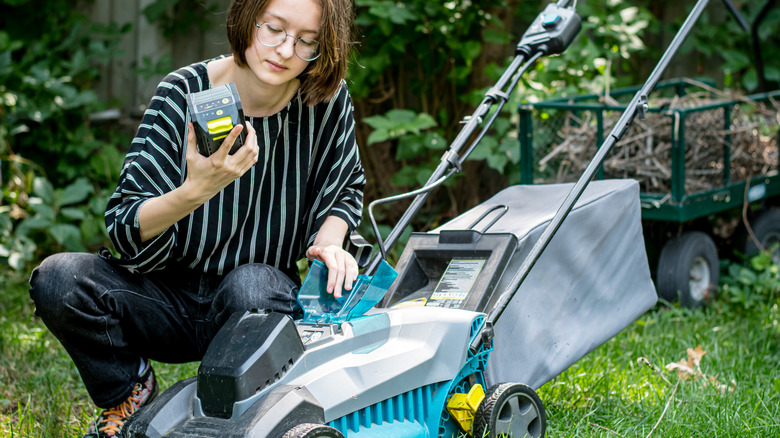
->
[637,356,673,387]
[645,380,680,438]
[536,93,780,195]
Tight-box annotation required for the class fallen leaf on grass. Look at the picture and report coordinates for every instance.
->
[664,345,735,393]
[664,345,706,380]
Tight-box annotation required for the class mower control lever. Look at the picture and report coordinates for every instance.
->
[516,2,581,57]
[469,320,495,355]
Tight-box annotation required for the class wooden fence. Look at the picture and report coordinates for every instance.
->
[88,0,232,116]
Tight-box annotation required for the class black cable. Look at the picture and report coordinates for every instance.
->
[461,51,544,160]
[368,170,457,261]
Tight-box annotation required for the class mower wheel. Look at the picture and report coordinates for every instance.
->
[656,231,719,308]
[472,382,546,438]
[281,423,344,438]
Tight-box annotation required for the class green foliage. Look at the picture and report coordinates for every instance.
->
[720,249,780,312]
[363,109,438,146]
[362,109,447,186]
[680,4,780,92]
[350,0,505,101]
[467,115,521,180]
[0,0,128,270]
[351,0,513,192]
[520,1,653,101]
[141,0,219,38]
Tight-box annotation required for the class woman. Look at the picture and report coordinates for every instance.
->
[28,0,364,436]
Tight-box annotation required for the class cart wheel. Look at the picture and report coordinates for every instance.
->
[472,382,546,438]
[735,209,780,263]
[281,423,344,438]
[656,231,719,308]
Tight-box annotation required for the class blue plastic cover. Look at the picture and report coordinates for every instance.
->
[298,259,398,324]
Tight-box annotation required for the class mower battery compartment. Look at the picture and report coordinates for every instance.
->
[383,230,518,312]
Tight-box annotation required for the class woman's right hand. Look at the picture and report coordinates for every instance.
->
[182,122,259,204]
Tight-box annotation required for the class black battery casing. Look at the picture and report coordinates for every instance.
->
[186,82,247,156]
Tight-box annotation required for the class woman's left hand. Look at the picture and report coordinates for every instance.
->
[305,244,358,299]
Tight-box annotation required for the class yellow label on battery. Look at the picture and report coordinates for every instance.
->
[207,116,233,135]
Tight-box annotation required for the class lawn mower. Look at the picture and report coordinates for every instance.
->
[119,0,753,435]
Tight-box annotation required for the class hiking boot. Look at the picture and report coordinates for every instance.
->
[83,362,158,438]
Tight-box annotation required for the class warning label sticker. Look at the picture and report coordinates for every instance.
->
[428,259,485,308]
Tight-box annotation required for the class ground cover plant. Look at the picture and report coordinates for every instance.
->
[1,251,778,437]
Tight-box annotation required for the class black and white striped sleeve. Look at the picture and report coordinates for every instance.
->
[328,87,365,231]
[306,83,366,245]
[104,71,191,272]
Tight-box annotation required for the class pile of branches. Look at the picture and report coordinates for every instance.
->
[536,90,780,195]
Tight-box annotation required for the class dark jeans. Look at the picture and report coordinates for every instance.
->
[28,253,302,408]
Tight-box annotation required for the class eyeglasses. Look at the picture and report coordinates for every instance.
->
[255,22,321,62]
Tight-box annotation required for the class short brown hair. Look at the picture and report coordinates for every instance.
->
[226,0,353,106]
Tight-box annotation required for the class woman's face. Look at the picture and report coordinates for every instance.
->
[244,0,323,88]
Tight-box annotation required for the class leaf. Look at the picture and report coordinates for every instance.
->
[425,132,447,150]
[665,360,695,380]
[391,165,419,187]
[32,177,55,204]
[142,0,178,22]
[363,114,397,130]
[28,202,56,221]
[483,28,511,45]
[384,109,418,125]
[49,224,87,252]
[741,68,758,92]
[486,151,509,172]
[415,167,433,186]
[60,207,87,221]
[764,66,780,82]
[461,40,482,63]
[366,129,390,145]
[18,213,53,231]
[8,252,26,270]
[686,345,706,369]
[395,135,424,160]
[56,177,93,206]
[665,345,707,381]
[364,110,437,145]
[499,137,521,164]
[468,136,498,161]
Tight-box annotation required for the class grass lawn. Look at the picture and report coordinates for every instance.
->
[1,258,778,437]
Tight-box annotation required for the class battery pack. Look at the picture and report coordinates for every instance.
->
[186,82,247,156]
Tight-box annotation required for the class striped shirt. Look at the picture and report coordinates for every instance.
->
[105,58,365,280]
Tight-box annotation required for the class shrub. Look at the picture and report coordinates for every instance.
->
[0,0,128,270]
